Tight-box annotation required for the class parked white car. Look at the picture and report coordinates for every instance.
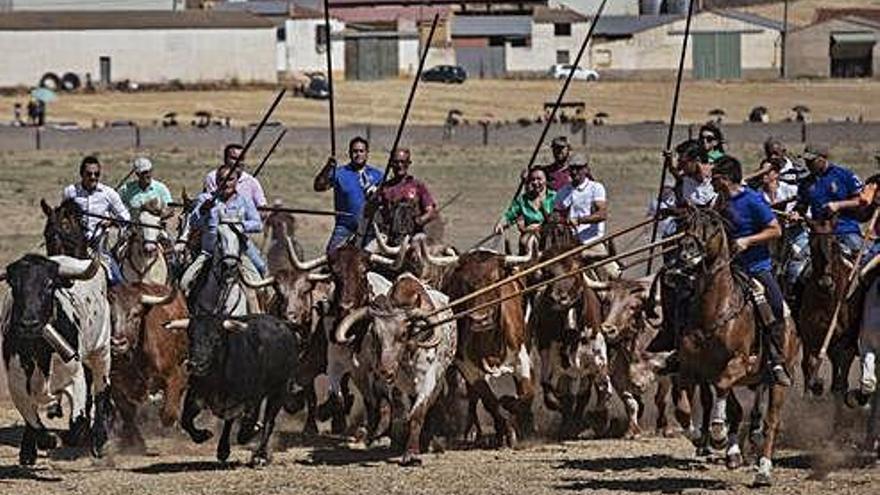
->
[549,64,600,81]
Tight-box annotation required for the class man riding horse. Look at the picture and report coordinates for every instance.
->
[376,148,438,244]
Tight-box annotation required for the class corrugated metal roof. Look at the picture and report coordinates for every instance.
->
[214,0,291,16]
[593,15,682,36]
[533,6,588,24]
[713,9,784,31]
[452,15,531,37]
[333,5,449,23]
[0,10,274,30]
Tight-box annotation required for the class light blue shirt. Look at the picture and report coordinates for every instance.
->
[190,192,262,254]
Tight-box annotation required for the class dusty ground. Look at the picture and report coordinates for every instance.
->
[3,79,879,129]
[2,143,880,492]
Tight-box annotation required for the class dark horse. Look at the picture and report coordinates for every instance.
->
[797,219,860,397]
[671,207,798,486]
[40,198,89,258]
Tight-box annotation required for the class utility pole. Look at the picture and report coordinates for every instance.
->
[781,0,789,79]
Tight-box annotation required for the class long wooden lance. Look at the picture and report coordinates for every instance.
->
[323,0,337,157]
[215,88,287,195]
[77,211,163,230]
[646,0,696,275]
[252,128,287,178]
[503,0,610,207]
[166,201,350,217]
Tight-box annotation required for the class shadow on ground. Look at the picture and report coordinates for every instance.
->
[300,445,397,467]
[0,465,62,483]
[558,454,707,472]
[555,476,728,492]
[130,460,242,475]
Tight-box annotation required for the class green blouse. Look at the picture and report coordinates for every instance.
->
[503,190,557,226]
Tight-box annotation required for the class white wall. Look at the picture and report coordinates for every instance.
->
[283,18,345,75]
[506,21,590,72]
[0,28,277,86]
[588,12,780,73]
[8,0,182,10]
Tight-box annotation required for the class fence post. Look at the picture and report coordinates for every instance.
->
[366,123,372,142]
[35,127,41,150]
[800,121,807,143]
[241,126,247,144]
[581,124,588,146]
[481,122,489,146]
[134,125,141,149]
[687,124,694,140]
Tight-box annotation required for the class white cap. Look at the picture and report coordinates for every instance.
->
[132,157,153,174]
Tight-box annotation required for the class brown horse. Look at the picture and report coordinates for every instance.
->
[797,219,860,397]
[671,207,798,486]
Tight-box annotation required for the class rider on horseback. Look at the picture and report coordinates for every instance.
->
[180,166,264,298]
[118,157,173,215]
[494,167,556,252]
[376,148,437,240]
[711,157,791,387]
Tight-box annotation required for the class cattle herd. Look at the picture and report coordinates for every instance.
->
[0,193,876,489]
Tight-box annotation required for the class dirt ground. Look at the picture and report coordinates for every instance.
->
[2,143,880,492]
[3,79,879,129]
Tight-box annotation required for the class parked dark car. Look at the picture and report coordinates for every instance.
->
[421,65,467,84]
[304,75,330,100]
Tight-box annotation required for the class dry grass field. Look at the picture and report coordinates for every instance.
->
[2,79,879,130]
[1,141,880,494]
[744,0,880,27]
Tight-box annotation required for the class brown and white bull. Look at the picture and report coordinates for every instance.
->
[590,276,679,439]
[334,273,456,465]
[531,245,612,439]
[108,283,188,452]
[424,247,535,446]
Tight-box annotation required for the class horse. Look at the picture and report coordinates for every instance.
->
[119,201,169,285]
[670,207,798,486]
[797,219,860,398]
[187,219,275,317]
[40,198,89,259]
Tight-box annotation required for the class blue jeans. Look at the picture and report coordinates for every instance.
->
[753,270,784,322]
[325,224,374,253]
[245,240,267,277]
[782,225,810,287]
[864,239,880,268]
[99,249,123,286]
[838,232,864,257]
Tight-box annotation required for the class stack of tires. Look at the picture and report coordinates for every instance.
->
[39,72,81,92]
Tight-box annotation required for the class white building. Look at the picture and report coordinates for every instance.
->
[0,0,184,11]
[0,11,277,87]
[278,7,346,76]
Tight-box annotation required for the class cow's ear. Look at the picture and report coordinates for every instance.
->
[40,198,54,217]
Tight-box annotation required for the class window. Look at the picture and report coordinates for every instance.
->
[556,50,570,64]
[510,37,530,47]
[595,49,612,67]
[276,26,286,42]
[315,25,328,53]
[554,23,571,36]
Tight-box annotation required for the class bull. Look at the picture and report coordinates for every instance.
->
[424,247,535,446]
[531,245,612,439]
[108,283,188,452]
[1,254,112,465]
[334,273,456,465]
[163,314,301,466]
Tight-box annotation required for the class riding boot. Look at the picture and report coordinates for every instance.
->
[767,321,791,387]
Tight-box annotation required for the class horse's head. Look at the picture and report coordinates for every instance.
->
[807,218,842,292]
[215,218,246,281]
[673,206,730,277]
[41,198,88,258]
[133,200,165,256]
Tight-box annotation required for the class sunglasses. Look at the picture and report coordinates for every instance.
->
[701,135,718,142]
[84,171,101,177]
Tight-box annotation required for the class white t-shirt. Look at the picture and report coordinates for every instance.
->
[776,157,799,207]
[680,175,716,207]
[62,183,131,241]
[554,179,606,243]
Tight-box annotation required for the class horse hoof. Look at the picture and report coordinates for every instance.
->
[47,402,63,419]
[752,457,773,487]
[190,429,213,444]
[19,449,37,466]
[399,453,422,467]
[249,454,269,468]
[709,422,728,449]
[35,430,57,451]
[695,446,711,457]
[352,427,368,445]
[217,445,231,463]
[845,389,870,408]
[726,452,743,470]
[808,379,825,396]
[752,473,772,488]
[302,422,318,437]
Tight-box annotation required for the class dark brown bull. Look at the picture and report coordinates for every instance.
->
[798,220,860,397]
[593,277,677,439]
[427,248,535,446]
[41,198,89,259]
[532,243,610,439]
[267,238,331,435]
[108,284,188,452]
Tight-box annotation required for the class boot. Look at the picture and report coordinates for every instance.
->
[767,322,791,387]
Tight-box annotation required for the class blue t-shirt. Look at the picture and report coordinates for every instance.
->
[797,164,863,235]
[333,162,383,230]
[724,188,776,275]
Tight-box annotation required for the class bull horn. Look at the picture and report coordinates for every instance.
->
[307,273,332,282]
[222,319,249,332]
[420,240,458,266]
[286,237,327,271]
[390,235,411,270]
[373,224,401,255]
[503,235,536,265]
[335,306,370,344]
[241,272,276,289]
[141,288,177,306]
[583,274,610,291]
[163,318,190,331]
[369,253,397,266]
[56,256,101,281]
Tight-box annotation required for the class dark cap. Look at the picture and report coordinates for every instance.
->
[550,136,570,148]
[802,144,829,161]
